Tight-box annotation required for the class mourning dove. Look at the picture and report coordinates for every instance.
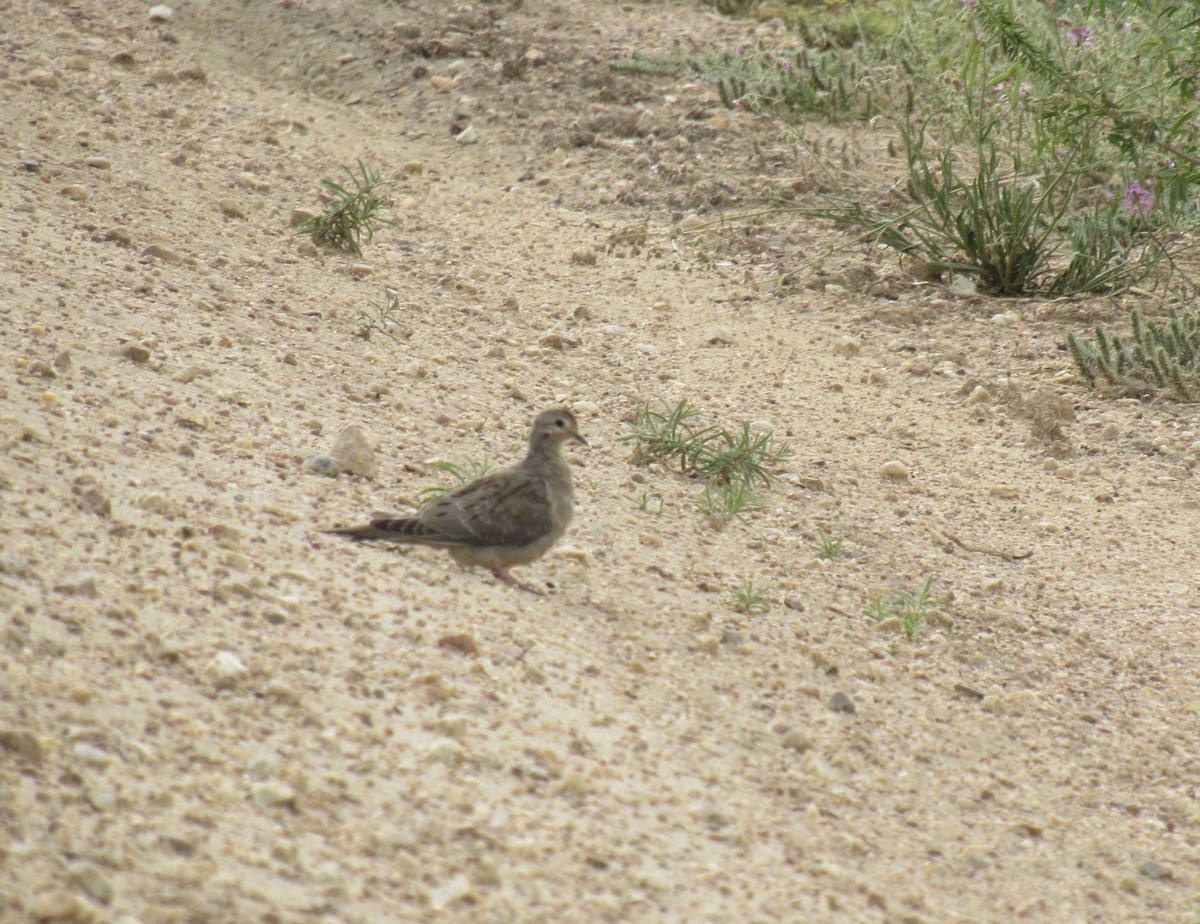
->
[328,408,587,593]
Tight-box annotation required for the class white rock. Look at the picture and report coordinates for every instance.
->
[74,742,113,766]
[879,460,909,481]
[148,4,173,21]
[429,874,473,911]
[209,651,247,681]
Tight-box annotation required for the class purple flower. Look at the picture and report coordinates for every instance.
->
[731,97,744,110]
[734,43,744,56]
[1122,181,1154,214]
[1067,25,1092,46]
[1055,147,1067,159]
[1019,81,1032,97]
[649,164,661,175]
[777,57,792,71]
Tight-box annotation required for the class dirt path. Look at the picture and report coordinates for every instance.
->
[2,1,1198,921]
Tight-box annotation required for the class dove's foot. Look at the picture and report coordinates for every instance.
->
[492,566,545,595]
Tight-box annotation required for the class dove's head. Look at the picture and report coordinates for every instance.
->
[530,408,587,451]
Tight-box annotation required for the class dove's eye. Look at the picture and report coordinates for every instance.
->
[555,419,565,427]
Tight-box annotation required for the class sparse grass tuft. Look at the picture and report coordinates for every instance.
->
[697,481,766,526]
[355,290,409,341]
[815,528,846,560]
[417,458,493,506]
[296,159,394,256]
[622,397,789,526]
[865,577,945,639]
[731,579,769,614]
[626,490,664,516]
[622,397,791,487]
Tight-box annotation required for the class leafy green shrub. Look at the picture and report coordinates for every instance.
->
[296,160,394,256]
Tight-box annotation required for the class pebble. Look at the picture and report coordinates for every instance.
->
[422,741,466,765]
[781,729,811,752]
[966,385,991,404]
[136,493,179,517]
[29,359,57,378]
[829,691,856,714]
[60,185,90,201]
[117,341,152,363]
[572,400,601,416]
[53,350,73,372]
[252,779,297,809]
[236,171,270,191]
[879,460,908,481]
[86,788,116,812]
[84,156,111,170]
[329,424,377,479]
[73,742,113,766]
[104,226,133,246]
[27,69,60,90]
[141,243,184,265]
[704,324,733,345]
[78,485,110,517]
[831,335,862,357]
[988,485,1019,499]
[303,454,340,476]
[1140,859,1173,880]
[71,862,114,904]
[428,873,473,911]
[148,4,174,21]
[58,572,98,597]
[290,207,320,227]
[219,198,246,219]
[454,124,479,144]
[209,650,247,683]
[0,729,42,762]
[948,274,977,296]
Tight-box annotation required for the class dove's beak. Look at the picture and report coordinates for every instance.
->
[571,432,588,447]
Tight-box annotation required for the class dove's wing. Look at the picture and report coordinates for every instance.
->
[414,467,554,548]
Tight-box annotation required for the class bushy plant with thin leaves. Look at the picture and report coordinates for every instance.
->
[731,579,769,614]
[697,481,766,525]
[623,397,789,526]
[296,159,394,256]
[417,458,493,506]
[622,398,791,486]
[355,290,409,341]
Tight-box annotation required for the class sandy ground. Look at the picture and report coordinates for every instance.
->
[2,1,1199,922]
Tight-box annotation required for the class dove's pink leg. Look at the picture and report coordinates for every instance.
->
[491,566,544,595]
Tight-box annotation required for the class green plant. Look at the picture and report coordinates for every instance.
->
[626,490,664,516]
[417,458,494,506]
[622,398,791,487]
[731,579,769,614]
[296,159,394,255]
[696,0,1200,298]
[865,577,944,639]
[1068,306,1200,399]
[697,481,766,526]
[355,290,408,341]
[815,528,846,560]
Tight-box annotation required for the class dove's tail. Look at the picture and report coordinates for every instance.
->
[326,517,446,543]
